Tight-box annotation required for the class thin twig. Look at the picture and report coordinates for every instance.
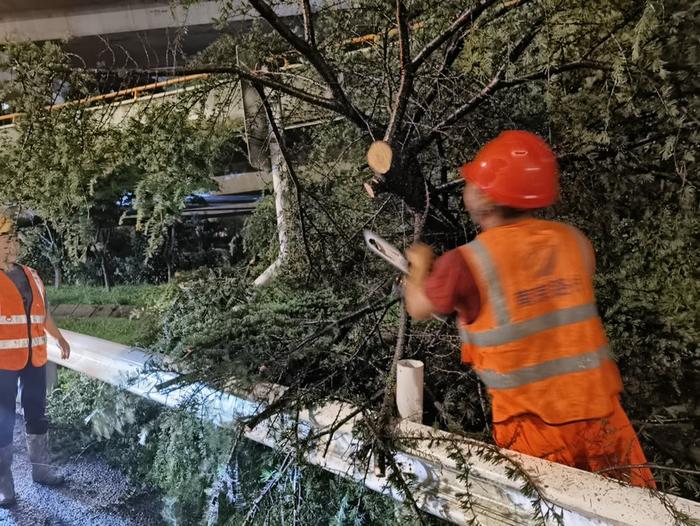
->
[410,0,500,70]
[384,0,414,142]
[596,464,700,477]
[242,451,294,525]
[247,0,374,133]
[412,18,544,153]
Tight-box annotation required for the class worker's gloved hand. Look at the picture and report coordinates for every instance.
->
[405,242,435,283]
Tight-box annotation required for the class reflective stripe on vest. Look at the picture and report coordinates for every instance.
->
[0,315,46,325]
[27,268,45,303]
[469,240,510,325]
[478,345,610,390]
[0,336,47,350]
[459,303,599,347]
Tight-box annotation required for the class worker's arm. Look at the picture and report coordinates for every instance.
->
[45,312,70,359]
[404,243,437,320]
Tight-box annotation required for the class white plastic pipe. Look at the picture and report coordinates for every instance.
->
[396,359,424,423]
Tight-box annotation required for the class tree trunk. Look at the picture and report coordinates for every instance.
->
[167,224,176,283]
[52,262,62,288]
[253,87,291,287]
[101,255,111,291]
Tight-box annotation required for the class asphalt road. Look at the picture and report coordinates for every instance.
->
[0,425,163,526]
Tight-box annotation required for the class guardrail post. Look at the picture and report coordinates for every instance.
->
[46,362,58,393]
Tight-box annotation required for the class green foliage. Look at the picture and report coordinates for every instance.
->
[118,104,221,257]
[240,195,280,277]
[47,368,231,523]
[150,411,233,522]
[0,43,243,278]
[215,443,447,526]
[47,284,165,307]
[56,317,153,346]
[156,267,370,390]
[48,369,439,525]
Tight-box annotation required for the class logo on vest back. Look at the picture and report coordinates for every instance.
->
[514,276,583,306]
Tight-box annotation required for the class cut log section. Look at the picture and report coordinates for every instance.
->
[367,140,394,174]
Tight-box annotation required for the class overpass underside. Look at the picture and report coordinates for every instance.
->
[0,1,328,69]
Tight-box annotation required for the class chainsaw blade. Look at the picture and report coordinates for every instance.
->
[363,230,409,274]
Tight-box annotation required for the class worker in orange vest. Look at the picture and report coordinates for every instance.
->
[0,214,70,507]
[404,131,656,488]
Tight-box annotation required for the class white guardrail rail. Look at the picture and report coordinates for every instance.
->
[48,331,700,526]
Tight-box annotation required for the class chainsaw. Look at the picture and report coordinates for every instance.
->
[363,230,409,274]
[363,230,447,323]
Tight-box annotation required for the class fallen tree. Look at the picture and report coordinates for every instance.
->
[0,0,698,522]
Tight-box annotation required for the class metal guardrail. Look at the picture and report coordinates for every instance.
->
[0,74,210,125]
[48,331,700,526]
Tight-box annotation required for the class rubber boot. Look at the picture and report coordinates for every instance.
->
[0,444,15,507]
[25,433,64,486]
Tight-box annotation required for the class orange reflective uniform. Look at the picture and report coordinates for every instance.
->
[494,397,656,488]
[0,266,48,371]
[458,219,655,488]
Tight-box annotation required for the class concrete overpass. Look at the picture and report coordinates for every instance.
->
[0,0,332,199]
[0,0,323,68]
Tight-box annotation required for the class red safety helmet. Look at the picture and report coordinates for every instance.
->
[460,131,559,209]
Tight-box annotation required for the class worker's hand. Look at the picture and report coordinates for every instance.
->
[405,242,435,282]
[58,336,70,360]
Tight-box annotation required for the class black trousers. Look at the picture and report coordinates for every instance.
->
[0,362,48,447]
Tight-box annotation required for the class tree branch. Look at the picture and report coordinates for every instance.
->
[247,0,373,133]
[434,177,464,193]
[299,0,316,47]
[384,0,413,143]
[410,0,500,71]
[501,60,611,88]
[81,65,342,114]
[404,25,469,143]
[435,139,451,208]
[406,0,535,144]
[486,0,533,22]
[412,18,544,153]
